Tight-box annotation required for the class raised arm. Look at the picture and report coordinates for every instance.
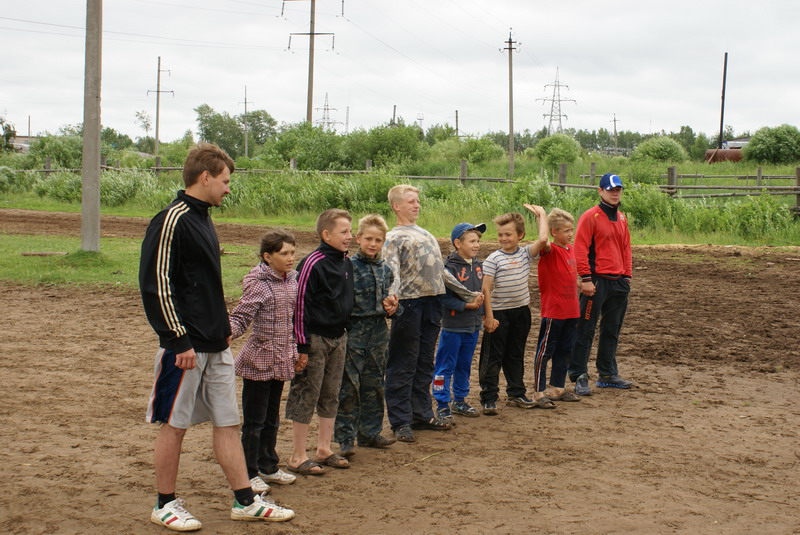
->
[523,203,550,256]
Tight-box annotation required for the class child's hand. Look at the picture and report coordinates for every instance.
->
[295,353,309,373]
[483,316,499,332]
[382,295,399,316]
[523,203,546,219]
[465,292,484,310]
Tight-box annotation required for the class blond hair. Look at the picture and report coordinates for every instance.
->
[387,184,419,208]
[493,212,525,236]
[547,208,574,231]
[316,208,352,237]
[357,214,389,236]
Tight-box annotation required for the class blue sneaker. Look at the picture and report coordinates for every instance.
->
[574,373,592,396]
[596,375,632,389]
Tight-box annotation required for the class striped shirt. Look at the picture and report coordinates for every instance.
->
[483,246,534,311]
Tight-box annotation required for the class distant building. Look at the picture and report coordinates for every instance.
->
[10,135,37,153]
[722,137,750,149]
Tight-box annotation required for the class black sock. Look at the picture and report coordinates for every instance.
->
[234,487,255,506]
[158,493,176,509]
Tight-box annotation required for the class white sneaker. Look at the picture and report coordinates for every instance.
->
[150,498,202,532]
[249,475,271,494]
[231,493,295,522]
[261,468,297,485]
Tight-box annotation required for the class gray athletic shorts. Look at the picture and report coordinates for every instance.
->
[146,347,240,429]
[285,333,347,424]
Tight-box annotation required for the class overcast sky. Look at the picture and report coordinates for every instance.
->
[2,0,797,143]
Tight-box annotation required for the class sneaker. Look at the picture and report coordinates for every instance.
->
[436,406,456,425]
[574,373,592,396]
[231,493,295,522]
[394,424,416,443]
[482,402,498,416]
[261,469,296,485]
[339,441,356,458]
[596,375,633,389]
[249,476,271,494]
[359,434,397,448]
[506,395,536,409]
[451,401,480,417]
[151,498,202,532]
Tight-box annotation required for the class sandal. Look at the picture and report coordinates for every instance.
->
[286,459,325,476]
[549,391,581,402]
[411,417,452,431]
[532,397,556,409]
[314,453,350,469]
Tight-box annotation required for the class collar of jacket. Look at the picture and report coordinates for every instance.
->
[177,190,213,216]
[257,261,296,282]
[599,200,620,221]
[355,249,382,264]
[318,240,349,259]
[446,250,472,266]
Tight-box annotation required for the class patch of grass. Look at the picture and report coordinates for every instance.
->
[0,234,256,298]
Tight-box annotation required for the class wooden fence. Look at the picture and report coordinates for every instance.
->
[16,157,800,215]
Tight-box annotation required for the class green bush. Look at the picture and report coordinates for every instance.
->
[743,124,800,164]
[631,136,688,162]
[533,134,581,171]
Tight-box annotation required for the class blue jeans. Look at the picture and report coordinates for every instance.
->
[385,296,441,429]
[432,330,480,406]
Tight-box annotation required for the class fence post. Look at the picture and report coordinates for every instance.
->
[795,167,800,217]
[365,159,372,172]
[460,159,468,185]
[290,158,297,170]
[756,166,762,187]
[116,159,121,169]
[558,163,567,193]
[589,161,596,185]
[155,156,162,177]
[45,156,51,173]
[667,166,677,196]
[100,156,107,169]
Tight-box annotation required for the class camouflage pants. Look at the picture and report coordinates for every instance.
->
[334,317,389,445]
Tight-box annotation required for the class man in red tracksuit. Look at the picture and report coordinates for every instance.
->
[568,173,633,396]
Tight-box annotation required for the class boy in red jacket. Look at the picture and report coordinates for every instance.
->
[568,173,633,396]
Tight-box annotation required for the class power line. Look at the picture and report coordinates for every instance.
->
[536,67,576,135]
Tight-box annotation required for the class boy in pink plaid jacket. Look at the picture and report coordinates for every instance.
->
[229,230,301,495]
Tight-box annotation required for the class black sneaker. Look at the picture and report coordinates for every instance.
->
[339,441,355,458]
[596,375,632,389]
[506,395,536,409]
[574,373,592,396]
[451,401,480,417]
[482,402,498,416]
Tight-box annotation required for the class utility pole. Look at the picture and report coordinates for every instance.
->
[345,105,349,134]
[285,0,335,123]
[611,114,619,151]
[391,104,397,126]
[240,86,252,157]
[81,0,102,253]
[501,30,518,177]
[537,67,576,135]
[455,110,459,137]
[718,51,729,149]
[148,56,173,157]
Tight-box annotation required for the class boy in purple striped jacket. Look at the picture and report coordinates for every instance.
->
[285,209,355,476]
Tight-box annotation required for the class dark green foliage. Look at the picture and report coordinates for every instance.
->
[743,124,800,164]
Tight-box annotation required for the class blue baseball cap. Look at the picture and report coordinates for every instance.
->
[451,222,487,243]
[599,173,624,190]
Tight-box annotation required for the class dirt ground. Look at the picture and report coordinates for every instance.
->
[1,209,800,534]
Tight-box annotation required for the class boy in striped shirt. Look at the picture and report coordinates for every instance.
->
[478,206,550,414]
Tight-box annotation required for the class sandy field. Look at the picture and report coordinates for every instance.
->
[1,209,799,534]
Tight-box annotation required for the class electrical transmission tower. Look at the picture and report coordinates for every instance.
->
[536,68,575,135]
[315,93,341,130]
